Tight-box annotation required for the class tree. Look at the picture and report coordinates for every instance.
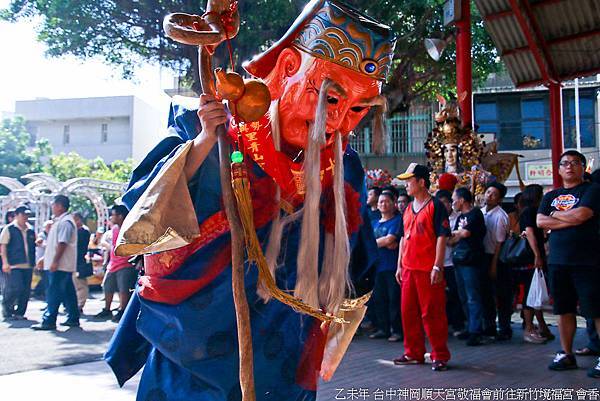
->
[2,0,500,112]
[42,153,135,220]
[0,116,49,179]
[42,152,134,183]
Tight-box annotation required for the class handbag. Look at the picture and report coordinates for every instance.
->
[452,246,480,266]
[499,233,534,266]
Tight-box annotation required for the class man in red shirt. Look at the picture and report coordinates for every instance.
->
[394,163,451,371]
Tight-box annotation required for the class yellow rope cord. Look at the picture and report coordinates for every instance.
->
[231,162,352,324]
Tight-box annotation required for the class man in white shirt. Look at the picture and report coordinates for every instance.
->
[32,195,79,330]
[481,182,511,340]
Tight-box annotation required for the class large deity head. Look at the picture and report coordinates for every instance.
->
[443,142,461,173]
[243,0,396,157]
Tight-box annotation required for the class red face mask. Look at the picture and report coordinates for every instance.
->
[276,57,381,152]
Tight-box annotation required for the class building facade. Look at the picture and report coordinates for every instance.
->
[474,76,600,195]
[349,76,600,196]
[15,96,166,163]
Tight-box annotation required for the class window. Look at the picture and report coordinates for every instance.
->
[563,90,596,148]
[474,101,500,138]
[520,98,547,149]
[475,95,551,151]
[101,123,108,143]
[63,125,70,145]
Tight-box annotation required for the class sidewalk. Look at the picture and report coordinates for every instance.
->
[0,294,119,375]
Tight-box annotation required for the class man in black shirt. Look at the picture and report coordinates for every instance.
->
[537,150,600,377]
[448,187,487,346]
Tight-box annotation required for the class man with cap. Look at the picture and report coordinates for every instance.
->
[394,163,451,371]
[0,205,36,321]
[106,1,395,399]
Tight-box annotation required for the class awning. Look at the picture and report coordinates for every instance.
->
[474,0,600,87]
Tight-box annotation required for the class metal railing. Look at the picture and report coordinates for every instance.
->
[349,104,434,156]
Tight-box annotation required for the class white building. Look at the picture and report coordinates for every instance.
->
[15,95,167,163]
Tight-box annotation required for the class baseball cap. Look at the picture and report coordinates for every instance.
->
[396,163,430,181]
[14,205,32,215]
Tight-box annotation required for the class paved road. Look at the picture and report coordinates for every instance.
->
[0,293,119,375]
[1,310,598,400]
[318,324,598,400]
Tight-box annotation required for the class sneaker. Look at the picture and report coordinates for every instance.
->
[60,320,80,327]
[13,315,27,321]
[368,330,388,339]
[94,308,113,319]
[466,334,483,346]
[587,358,600,378]
[524,331,546,344]
[548,352,578,371]
[432,360,448,371]
[111,309,124,323]
[393,354,423,365]
[31,323,57,331]
[387,333,403,342]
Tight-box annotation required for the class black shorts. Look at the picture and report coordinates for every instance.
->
[103,267,138,294]
[547,264,600,318]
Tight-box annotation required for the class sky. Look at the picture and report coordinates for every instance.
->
[0,0,175,114]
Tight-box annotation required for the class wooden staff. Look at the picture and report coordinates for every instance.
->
[163,2,256,400]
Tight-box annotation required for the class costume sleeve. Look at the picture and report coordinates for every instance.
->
[433,199,451,237]
[122,100,205,211]
[538,192,553,216]
[580,183,600,213]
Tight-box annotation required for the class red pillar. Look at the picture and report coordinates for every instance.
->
[455,0,472,127]
[548,81,564,188]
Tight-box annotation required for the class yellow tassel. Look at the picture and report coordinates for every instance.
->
[230,161,348,324]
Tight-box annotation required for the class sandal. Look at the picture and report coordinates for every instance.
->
[393,354,423,365]
[575,347,600,357]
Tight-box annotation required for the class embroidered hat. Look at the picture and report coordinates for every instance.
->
[243,0,396,81]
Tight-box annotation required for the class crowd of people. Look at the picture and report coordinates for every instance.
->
[363,150,600,378]
[1,150,599,380]
[0,196,139,329]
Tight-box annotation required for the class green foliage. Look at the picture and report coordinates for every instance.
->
[42,153,134,220]
[0,116,133,219]
[2,0,500,112]
[42,152,134,183]
[0,116,48,179]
